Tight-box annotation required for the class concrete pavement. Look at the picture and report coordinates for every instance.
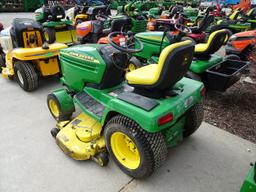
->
[0,12,255,192]
[0,72,255,192]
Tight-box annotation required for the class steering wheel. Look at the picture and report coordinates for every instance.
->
[107,32,144,54]
[174,23,192,34]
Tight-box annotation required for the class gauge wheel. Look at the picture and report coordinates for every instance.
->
[104,115,167,179]
[14,61,38,91]
[95,152,109,167]
[47,93,73,121]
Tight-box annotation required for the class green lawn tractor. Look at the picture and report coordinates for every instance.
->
[209,8,252,34]
[116,0,148,33]
[35,4,77,45]
[240,162,256,192]
[131,25,249,92]
[240,7,256,29]
[47,31,205,178]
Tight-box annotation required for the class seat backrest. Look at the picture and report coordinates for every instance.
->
[229,9,240,20]
[155,40,194,90]
[197,14,215,32]
[11,18,44,48]
[196,29,227,55]
[110,17,132,32]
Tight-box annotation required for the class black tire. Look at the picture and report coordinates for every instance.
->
[128,57,142,71]
[47,93,73,121]
[185,71,202,81]
[104,115,167,179]
[14,61,38,91]
[225,54,241,61]
[44,28,56,44]
[181,37,196,45]
[51,128,59,138]
[0,54,5,73]
[183,101,204,138]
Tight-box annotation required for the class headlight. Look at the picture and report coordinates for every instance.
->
[229,35,237,41]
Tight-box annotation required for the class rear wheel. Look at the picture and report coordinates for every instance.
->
[104,115,167,179]
[183,101,204,137]
[14,61,38,91]
[47,93,73,121]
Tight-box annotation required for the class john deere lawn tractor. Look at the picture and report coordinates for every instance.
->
[131,25,249,92]
[0,18,67,91]
[240,162,256,192]
[209,8,252,33]
[116,0,148,33]
[35,5,77,45]
[47,31,205,178]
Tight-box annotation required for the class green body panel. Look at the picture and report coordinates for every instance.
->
[134,31,169,59]
[190,54,223,74]
[42,20,73,28]
[163,116,185,147]
[71,77,203,134]
[52,88,75,114]
[59,44,106,92]
[240,163,256,192]
[131,18,147,33]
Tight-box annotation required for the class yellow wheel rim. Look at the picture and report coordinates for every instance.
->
[110,132,140,170]
[49,99,59,118]
[128,63,136,72]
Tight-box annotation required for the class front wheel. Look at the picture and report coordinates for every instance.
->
[14,61,38,91]
[47,93,73,121]
[104,115,167,179]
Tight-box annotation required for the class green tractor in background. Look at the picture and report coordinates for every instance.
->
[131,24,249,92]
[240,162,256,192]
[35,4,77,45]
[47,31,205,178]
[115,0,147,33]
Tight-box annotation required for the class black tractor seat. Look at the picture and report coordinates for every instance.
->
[102,17,132,36]
[190,14,215,34]
[126,40,194,98]
[194,29,229,57]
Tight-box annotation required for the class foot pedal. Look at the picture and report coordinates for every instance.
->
[75,92,105,118]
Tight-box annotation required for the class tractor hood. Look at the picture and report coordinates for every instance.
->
[59,44,107,92]
[60,44,105,65]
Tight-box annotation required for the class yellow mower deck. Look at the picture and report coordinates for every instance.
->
[56,113,106,161]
